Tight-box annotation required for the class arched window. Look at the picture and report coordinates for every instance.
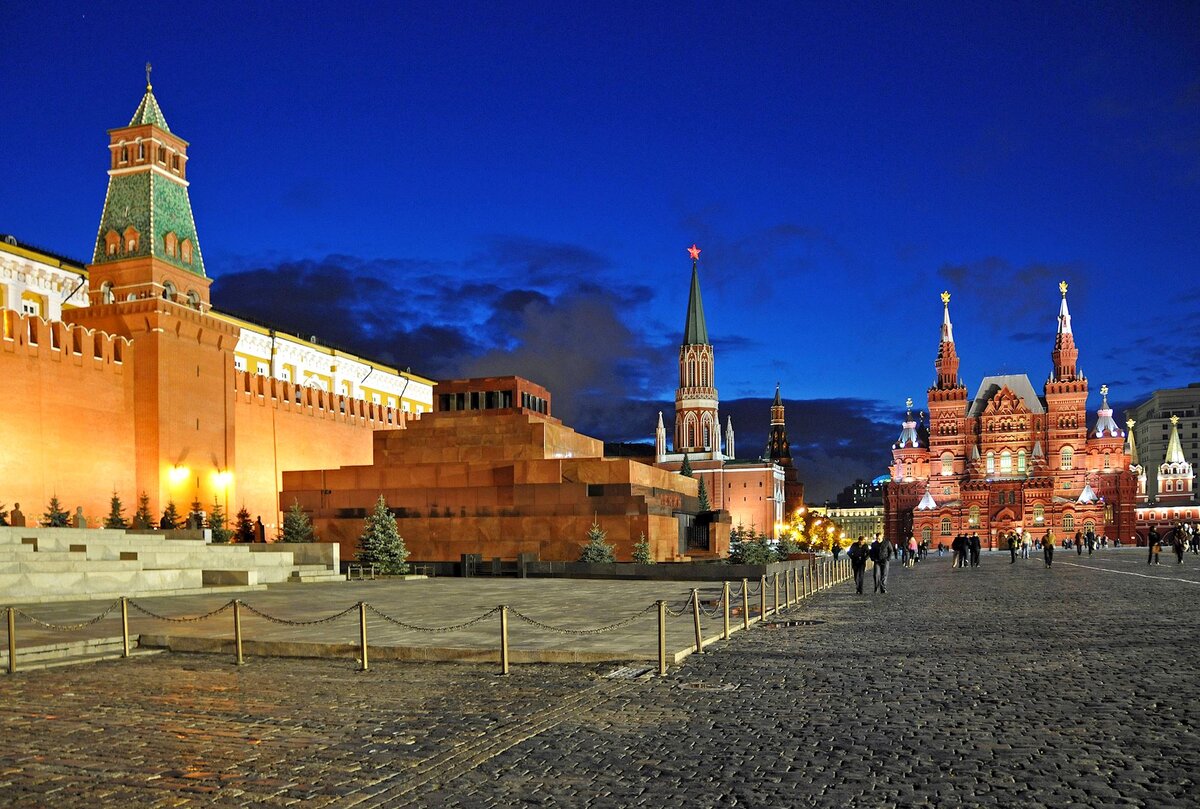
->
[1103,456,1111,471]
[186,290,201,310]
[180,239,192,264]
[986,451,995,474]
[941,452,953,477]
[702,422,711,450]
[162,280,176,301]
[137,141,145,160]
[687,419,695,448]
[1000,450,1012,474]
[1063,513,1075,530]
[100,282,114,304]
[1018,450,1026,474]
[921,525,932,543]
[1083,520,1095,533]
[969,505,979,526]
[1061,446,1074,470]
[940,517,952,536]
[120,146,129,163]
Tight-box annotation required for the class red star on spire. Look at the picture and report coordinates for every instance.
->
[687,244,701,261]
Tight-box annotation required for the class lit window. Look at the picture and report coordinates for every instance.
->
[1018,450,1026,473]
[941,452,953,476]
[1064,514,1075,530]
[256,362,269,376]
[940,518,951,536]
[1000,450,1012,474]
[234,356,247,372]
[986,452,995,474]
[1061,446,1073,470]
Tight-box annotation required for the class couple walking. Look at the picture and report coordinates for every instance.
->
[847,534,894,595]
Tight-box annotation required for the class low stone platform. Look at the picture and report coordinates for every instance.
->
[3,568,843,668]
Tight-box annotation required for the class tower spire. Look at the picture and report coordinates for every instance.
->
[682,244,709,345]
[934,291,961,390]
[1051,281,1079,382]
[766,383,791,462]
[673,244,718,454]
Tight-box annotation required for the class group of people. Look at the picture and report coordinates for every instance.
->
[1146,522,1199,565]
[846,533,904,595]
[950,533,982,568]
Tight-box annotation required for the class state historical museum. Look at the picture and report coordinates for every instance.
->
[884,285,1138,547]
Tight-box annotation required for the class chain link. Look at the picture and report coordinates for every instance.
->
[128,599,234,623]
[663,591,695,618]
[508,603,656,635]
[239,601,359,626]
[365,603,501,633]
[697,600,724,619]
[13,600,122,632]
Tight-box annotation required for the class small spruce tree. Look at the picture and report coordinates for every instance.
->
[739,529,779,565]
[776,532,801,560]
[579,520,616,563]
[209,501,232,544]
[0,503,8,526]
[631,532,654,564]
[160,501,182,530]
[697,476,710,511]
[281,499,315,543]
[133,492,154,529]
[356,495,409,574]
[104,491,128,529]
[680,453,693,477]
[43,495,70,527]
[188,499,205,530]
[728,524,748,563]
[234,507,255,543]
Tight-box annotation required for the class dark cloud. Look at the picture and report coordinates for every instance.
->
[937,258,1085,332]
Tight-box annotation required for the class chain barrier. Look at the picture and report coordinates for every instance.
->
[365,603,501,633]
[508,603,656,635]
[128,599,235,623]
[239,601,359,626]
[13,600,122,632]
[663,591,696,618]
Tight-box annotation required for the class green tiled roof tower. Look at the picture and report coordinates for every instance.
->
[92,73,205,278]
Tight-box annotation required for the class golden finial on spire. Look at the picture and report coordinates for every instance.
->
[1059,280,1068,296]
[940,290,951,305]
[905,397,913,410]
[145,61,153,91]
[1171,414,1180,426]
[1100,384,1109,397]
[1127,418,1136,429]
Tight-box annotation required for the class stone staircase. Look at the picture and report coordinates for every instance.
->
[0,528,342,604]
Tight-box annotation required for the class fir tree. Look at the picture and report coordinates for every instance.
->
[0,503,8,526]
[209,501,232,544]
[133,492,154,530]
[631,532,654,564]
[234,507,255,543]
[697,476,710,511]
[104,491,128,529]
[43,495,70,527]
[739,529,779,565]
[160,501,182,530]
[356,495,409,574]
[776,532,801,560]
[728,524,748,564]
[579,520,616,563]
[281,499,315,543]
[680,453,693,477]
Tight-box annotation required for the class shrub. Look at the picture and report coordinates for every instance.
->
[209,501,232,544]
[281,499,315,543]
[631,532,654,564]
[43,495,70,527]
[579,521,616,563]
[104,491,128,529]
[357,495,409,574]
[234,507,255,543]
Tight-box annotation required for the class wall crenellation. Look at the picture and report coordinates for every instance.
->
[1,309,132,367]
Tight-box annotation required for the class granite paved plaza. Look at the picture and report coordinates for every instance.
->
[2,548,1198,807]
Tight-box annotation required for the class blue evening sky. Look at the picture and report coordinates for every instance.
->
[2,2,1197,498]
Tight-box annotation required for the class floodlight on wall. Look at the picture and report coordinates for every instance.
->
[215,470,233,488]
[168,465,190,484]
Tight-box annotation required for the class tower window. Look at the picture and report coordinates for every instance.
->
[1018,449,1026,474]
[137,142,145,160]
[158,146,166,164]
[181,239,192,264]
[162,280,176,301]
[941,452,953,476]
[986,451,995,475]
[1060,446,1074,470]
[120,146,129,163]
[1000,450,1012,474]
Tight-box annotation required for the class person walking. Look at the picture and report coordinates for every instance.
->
[1008,532,1018,564]
[1021,530,1032,560]
[969,533,981,568]
[907,535,919,567]
[1148,526,1161,566]
[1043,529,1055,568]
[848,535,870,594]
[1086,530,1096,556]
[1076,530,1084,556]
[1173,533,1186,565]
[873,532,895,594]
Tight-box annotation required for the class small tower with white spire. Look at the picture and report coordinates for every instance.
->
[1126,417,1148,501]
[1156,415,1195,503]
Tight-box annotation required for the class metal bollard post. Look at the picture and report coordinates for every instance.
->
[742,578,750,630]
[784,568,791,607]
[233,600,244,666]
[358,602,369,672]
[722,581,731,640]
[692,589,703,653]
[121,597,130,658]
[657,600,668,676]
[500,605,510,675]
[773,572,780,615]
[759,575,767,621]
[6,606,15,675]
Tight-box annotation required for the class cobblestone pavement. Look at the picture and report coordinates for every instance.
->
[2,548,1197,807]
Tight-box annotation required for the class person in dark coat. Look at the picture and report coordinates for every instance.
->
[1043,529,1055,568]
[1008,533,1018,564]
[1148,526,1161,566]
[847,535,870,594]
[873,533,894,593]
[969,534,981,568]
[1173,533,1186,565]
